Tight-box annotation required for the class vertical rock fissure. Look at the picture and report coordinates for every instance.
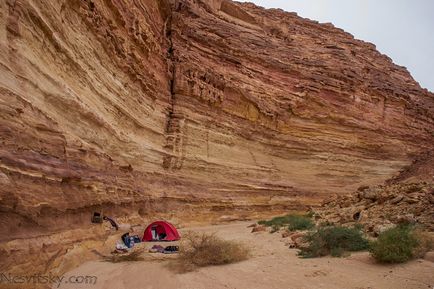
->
[163,1,184,170]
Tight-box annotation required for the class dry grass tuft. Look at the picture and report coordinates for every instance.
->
[412,229,434,258]
[104,248,145,263]
[170,232,249,272]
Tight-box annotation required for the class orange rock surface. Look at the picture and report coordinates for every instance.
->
[1,0,433,274]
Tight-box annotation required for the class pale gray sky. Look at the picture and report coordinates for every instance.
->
[238,0,434,92]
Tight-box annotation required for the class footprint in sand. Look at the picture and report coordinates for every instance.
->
[304,270,329,277]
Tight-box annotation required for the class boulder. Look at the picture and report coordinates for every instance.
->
[358,190,379,201]
[290,231,309,249]
[396,214,416,225]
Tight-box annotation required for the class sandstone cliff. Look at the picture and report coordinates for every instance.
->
[1,0,433,275]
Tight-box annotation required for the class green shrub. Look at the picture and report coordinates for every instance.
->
[258,215,292,227]
[299,225,369,258]
[258,214,314,232]
[370,225,433,263]
[287,215,315,231]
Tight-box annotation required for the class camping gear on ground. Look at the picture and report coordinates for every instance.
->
[163,245,179,254]
[148,245,179,254]
[103,216,119,230]
[121,233,136,248]
[91,212,103,223]
[149,245,165,253]
[142,221,181,242]
[91,212,119,230]
[112,248,128,254]
[116,241,129,251]
[121,233,129,247]
[132,235,141,243]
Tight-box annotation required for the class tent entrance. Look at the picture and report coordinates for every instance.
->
[151,225,167,240]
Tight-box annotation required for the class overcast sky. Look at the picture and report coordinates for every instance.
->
[238,0,434,92]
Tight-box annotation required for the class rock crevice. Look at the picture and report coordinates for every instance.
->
[163,1,185,170]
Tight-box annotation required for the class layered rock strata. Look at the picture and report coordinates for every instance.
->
[1,0,433,275]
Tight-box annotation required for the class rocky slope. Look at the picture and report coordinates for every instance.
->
[314,151,434,234]
[315,182,434,235]
[1,0,434,275]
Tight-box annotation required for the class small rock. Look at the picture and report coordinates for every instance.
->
[428,194,434,204]
[404,197,418,204]
[377,192,394,204]
[390,195,404,204]
[251,225,266,233]
[290,231,309,249]
[0,171,10,185]
[340,199,354,207]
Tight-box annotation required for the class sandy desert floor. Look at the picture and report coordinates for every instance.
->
[56,222,434,289]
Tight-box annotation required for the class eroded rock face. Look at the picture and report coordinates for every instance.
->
[1,0,434,274]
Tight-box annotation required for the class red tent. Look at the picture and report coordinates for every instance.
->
[142,221,181,241]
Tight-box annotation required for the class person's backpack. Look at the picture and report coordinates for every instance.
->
[121,233,131,248]
[103,216,119,230]
[91,212,103,223]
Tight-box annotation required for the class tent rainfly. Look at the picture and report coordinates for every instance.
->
[142,221,181,241]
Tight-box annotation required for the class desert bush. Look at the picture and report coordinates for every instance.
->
[299,225,369,258]
[370,225,433,263]
[258,214,314,232]
[174,232,249,272]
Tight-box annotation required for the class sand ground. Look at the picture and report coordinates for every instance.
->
[56,222,434,289]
